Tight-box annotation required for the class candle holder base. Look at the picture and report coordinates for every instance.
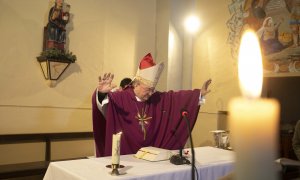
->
[111,168,120,176]
[106,164,126,176]
[105,164,125,169]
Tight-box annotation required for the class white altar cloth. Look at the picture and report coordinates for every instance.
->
[43,146,235,180]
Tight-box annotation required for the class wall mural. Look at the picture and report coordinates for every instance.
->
[227,0,300,75]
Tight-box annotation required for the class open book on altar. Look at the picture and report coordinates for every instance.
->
[134,146,172,162]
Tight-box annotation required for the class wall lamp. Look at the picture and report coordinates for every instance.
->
[184,15,201,34]
[36,48,76,81]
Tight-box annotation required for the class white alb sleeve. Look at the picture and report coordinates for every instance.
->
[199,92,206,105]
[96,89,109,115]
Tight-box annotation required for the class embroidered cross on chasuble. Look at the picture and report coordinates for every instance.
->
[135,106,152,140]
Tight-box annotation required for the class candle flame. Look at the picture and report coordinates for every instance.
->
[238,30,263,99]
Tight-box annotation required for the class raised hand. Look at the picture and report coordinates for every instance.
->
[201,79,212,97]
[97,73,117,93]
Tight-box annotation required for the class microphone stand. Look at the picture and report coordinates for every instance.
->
[182,111,195,180]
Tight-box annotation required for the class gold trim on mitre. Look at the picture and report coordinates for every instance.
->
[134,62,164,88]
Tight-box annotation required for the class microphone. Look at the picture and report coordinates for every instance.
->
[181,109,196,180]
[181,110,188,117]
[170,109,196,180]
[170,109,189,165]
[172,110,188,135]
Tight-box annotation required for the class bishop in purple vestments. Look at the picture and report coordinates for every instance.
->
[92,53,212,157]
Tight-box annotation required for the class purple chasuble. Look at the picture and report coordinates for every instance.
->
[92,87,200,157]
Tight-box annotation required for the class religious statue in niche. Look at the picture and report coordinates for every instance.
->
[227,0,300,75]
[37,0,76,82]
[46,0,70,50]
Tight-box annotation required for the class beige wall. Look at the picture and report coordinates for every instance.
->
[191,0,241,146]
[0,0,157,164]
[0,0,157,133]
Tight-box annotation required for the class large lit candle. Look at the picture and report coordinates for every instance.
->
[229,30,280,180]
[112,132,122,165]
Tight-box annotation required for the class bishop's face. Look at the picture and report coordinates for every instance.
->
[134,82,155,102]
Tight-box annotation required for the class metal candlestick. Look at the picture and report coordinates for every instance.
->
[106,164,126,176]
[111,164,120,175]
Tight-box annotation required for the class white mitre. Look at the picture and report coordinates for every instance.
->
[134,53,164,88]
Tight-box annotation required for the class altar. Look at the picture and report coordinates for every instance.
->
[43,146,235,180]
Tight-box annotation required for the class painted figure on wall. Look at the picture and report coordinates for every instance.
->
[286,0,300,47]
[257,17,285,55]
[243,0,269,31]
[227,0,300,74]
[46,0,70,51]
